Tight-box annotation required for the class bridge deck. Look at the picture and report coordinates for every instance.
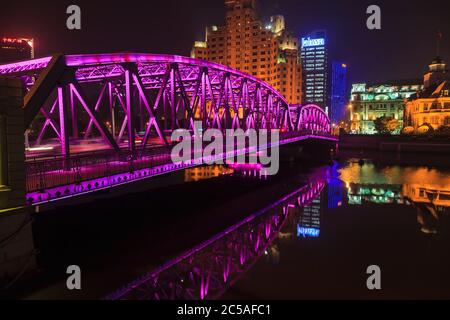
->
[25,132,337,205]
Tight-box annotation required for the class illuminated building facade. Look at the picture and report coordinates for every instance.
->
[404,56,450,131]
[330,62,349,125]
[191,0,302,104]
[0,37,34,64]
[350,81,422,134]
[301,30,328,112]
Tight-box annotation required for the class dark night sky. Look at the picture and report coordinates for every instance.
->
[1,0,449,84]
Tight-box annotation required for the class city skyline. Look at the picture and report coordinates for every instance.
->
[0,0,449,85]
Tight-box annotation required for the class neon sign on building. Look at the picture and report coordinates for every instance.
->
[1,37,35,59]
[301,37,325,48]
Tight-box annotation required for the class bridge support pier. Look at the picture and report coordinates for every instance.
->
[0,78,36,290]
[280,137,337,164]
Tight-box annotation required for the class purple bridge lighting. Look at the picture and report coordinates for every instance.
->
[0,53,335,204]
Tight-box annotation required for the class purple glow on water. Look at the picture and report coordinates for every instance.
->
[255,233,261,251]
[228,163,263,171]
[265,222,272,239]
[240,248,246,266]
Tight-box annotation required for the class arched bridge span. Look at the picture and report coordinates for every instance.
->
[0,54,336,204]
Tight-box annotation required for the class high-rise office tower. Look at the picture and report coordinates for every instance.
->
[331,61,349,124]
[301,30,328,112]
[191,0,302,104]
[0,37,34,64]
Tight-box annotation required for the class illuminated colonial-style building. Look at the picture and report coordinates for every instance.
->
[191,0,302,104]
[350,81,423,134]
[404,56,450,131]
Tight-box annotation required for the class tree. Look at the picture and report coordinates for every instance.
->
[374,116,399,135]
[435,125,450,136]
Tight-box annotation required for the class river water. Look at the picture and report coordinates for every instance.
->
[16,155,450,300]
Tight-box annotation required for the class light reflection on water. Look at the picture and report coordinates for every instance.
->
[184,163,271,182]
[26,155,450,300]
[178,160,450,299]
[106,169,327,300]
[338,160,450,236]
[225,160,450,299]
[109,161,450,300]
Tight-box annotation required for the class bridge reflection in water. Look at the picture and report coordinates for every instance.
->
[103,161,450,300]
[105,174,326,300]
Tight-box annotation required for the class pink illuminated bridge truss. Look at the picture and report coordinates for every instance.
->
[0,53,335,204]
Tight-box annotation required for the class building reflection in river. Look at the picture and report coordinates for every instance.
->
[339,161,450,208]
[328,163,345,209]
[403,183,450,210]
[347,184,403,205]
[298,196,322,238]
[339,160,450,236]
[184,164,271,183]
[184,165,234,182]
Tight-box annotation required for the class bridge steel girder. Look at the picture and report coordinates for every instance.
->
[69,81,121,154]
[0,54,332,160]
[295,104,332,135]
[23,54,67,130]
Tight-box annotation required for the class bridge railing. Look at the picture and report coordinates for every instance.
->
[25,146,172,194]
[25,131,335,195]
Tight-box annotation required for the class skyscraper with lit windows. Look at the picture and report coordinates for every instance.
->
[301,30,328,113]
[191,0,302,104]
[0,37,34,64]
[331,61,349,124]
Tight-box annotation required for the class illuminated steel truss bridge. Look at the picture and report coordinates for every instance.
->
[0,54,335,204]
[105,177,326,300]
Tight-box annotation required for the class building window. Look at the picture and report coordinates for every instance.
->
[0,115,7,187]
